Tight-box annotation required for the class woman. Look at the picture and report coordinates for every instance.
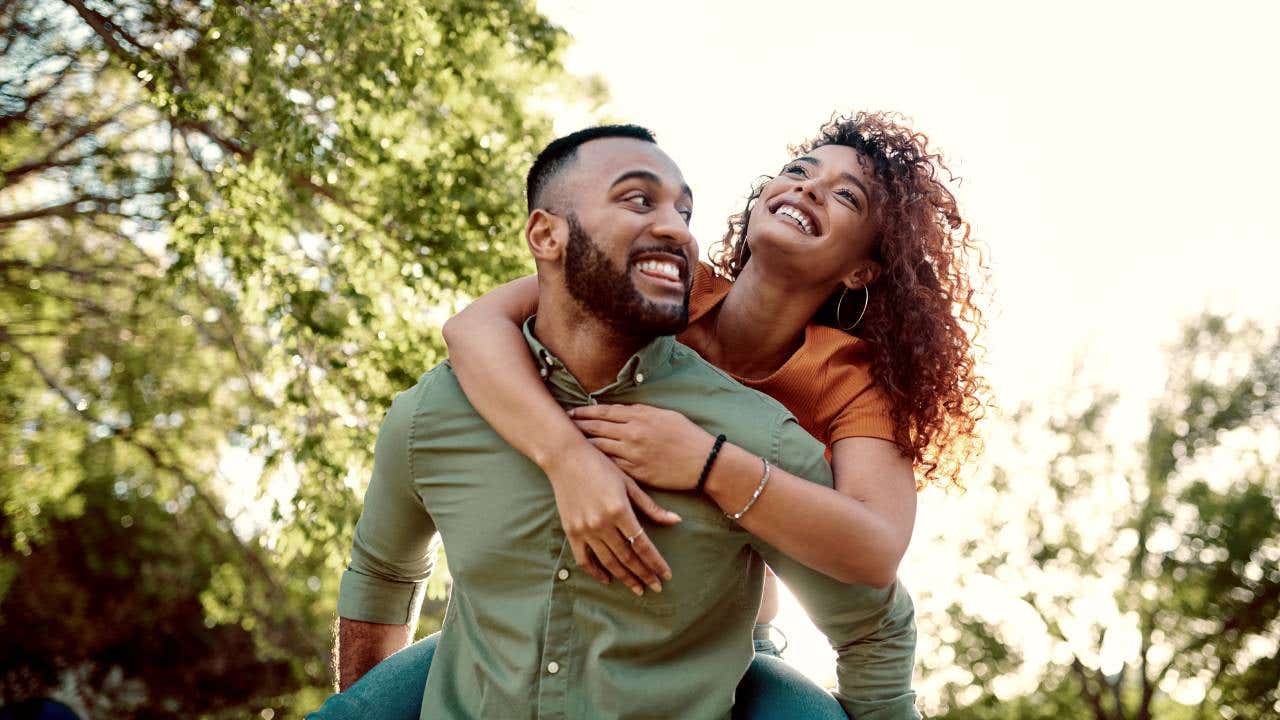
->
[316,111,986,718]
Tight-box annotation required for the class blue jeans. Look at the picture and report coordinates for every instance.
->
[309,627,845,719]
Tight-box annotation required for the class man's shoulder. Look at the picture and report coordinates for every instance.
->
[391,361,480,424]
[666,342,794,418]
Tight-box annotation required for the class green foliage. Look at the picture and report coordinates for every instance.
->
[1,0,593,714]
[925,315,1280,720]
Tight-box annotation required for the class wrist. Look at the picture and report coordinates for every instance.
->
[531,425,594,476]
[703,444,760,511]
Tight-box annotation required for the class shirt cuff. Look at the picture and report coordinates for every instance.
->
[337,568,427,625]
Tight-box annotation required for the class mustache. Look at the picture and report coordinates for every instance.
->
[627,246,690,265]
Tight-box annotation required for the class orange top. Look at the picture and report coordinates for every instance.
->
[676,262,896,449]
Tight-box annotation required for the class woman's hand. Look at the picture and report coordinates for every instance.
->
[542,439,680,595]
[568,404,716,491]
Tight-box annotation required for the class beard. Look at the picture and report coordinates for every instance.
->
[563,212,690,339]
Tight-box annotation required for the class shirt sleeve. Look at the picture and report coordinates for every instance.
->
[337,379,439,625]
[827,372,896,445]
[752,417,921,719]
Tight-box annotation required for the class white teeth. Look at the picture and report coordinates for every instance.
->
[774,204,815,235]
[636,259,680,281]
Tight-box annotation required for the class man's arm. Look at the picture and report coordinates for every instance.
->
[337,618,415,691]
[335,378,439,688]
[751,417,921,720]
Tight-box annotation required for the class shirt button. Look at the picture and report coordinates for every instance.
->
[547,661,560,675]
[557,568,570,581]
[635,372,645,384]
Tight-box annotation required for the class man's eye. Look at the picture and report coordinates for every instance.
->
[626,194,651,207]
[679,209,693,223]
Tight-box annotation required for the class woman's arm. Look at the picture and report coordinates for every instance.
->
[441,277,678,595]
[570,404,916,587]
[710,436,915,587]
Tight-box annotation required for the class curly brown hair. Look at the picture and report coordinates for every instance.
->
[711,111,988,490]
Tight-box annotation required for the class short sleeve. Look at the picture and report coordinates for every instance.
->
[828,377,895,445]
[337,380,439,625]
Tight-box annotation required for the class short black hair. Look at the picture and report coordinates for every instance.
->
[526,124,657,213]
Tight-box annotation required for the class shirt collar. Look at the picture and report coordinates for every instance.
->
[522,316,676,402]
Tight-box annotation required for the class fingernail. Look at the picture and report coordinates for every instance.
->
[662,571,673,581]
[649,582,662,593]
[631,585,643,596]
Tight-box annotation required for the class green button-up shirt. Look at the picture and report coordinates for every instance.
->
[338,321,919,720]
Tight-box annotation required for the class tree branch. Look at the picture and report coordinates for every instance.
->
[0,328,326,659]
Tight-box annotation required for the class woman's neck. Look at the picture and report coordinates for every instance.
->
[705,262,833,380]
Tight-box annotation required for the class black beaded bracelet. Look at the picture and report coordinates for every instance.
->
[696,434,728,493]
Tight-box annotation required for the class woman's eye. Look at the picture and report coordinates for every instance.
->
[837,190,861,209]
[782,164,808,177]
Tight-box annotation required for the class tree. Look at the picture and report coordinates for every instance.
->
[1,0,595,714]
[920,314,1280,719]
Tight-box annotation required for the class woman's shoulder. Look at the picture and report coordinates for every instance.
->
[788,324,895,444]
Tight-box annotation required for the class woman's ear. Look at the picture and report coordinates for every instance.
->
[842,260,882,290]
[526,209,565,262]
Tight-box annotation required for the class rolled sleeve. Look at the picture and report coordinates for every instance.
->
[337,568,428,625]
[337,378,439,625]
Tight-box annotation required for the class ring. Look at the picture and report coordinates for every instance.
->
[625,530,643,544]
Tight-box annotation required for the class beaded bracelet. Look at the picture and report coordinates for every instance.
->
[695,434,728,493]
[727,458,771,521]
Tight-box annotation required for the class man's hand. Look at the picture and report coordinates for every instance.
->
[542,440,680,595]
[337,617,414,691]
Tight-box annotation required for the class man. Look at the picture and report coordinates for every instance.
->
[330,126,918,719]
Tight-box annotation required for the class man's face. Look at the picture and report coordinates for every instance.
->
[557,138,696,338]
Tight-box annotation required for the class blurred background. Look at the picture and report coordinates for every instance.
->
[1,0,1277,718]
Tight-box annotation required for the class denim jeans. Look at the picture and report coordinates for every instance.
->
[309,627,845,719]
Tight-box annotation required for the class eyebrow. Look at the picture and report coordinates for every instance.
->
[794,155,869,202]
[609,169,694,204]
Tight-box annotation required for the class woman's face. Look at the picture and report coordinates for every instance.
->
[745,143,880,287]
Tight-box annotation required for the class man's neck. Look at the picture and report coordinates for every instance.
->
[533,297,649,393]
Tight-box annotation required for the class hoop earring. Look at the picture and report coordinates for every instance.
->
[835,285,869,331]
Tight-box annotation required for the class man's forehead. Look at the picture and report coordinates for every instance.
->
[574,137,685,187]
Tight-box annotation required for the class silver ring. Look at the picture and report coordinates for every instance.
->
[625,530,643,544]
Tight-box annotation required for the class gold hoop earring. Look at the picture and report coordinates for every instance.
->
[836,285,869,331]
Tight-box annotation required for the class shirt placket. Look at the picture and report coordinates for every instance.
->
[536,539,577,719]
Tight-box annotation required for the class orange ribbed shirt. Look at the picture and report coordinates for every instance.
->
[676,263,895,449]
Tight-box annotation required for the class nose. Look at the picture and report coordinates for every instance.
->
[792,175,825,205]
[650,206,696,251]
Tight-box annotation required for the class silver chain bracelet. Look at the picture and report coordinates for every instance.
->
[727,458,771,521]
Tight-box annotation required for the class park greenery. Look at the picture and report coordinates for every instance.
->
[1,1,1276,717]
[918,316,1280,720]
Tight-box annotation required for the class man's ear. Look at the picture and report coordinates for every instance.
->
[842,259,882,290]
[526,209,566,262]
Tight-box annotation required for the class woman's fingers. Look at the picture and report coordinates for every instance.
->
[585,435,629,458]
[602,529,664,594]
[624,527,672,584]
[585,537,647,595]
[570,539,610,584]
[624,476,681,527]
[572,418,628,441]
[569,403,635,421]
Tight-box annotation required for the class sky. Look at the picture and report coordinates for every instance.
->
[536,0,1280,693]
